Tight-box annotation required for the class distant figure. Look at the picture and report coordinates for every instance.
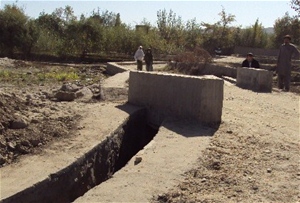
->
[242,53,260,68]
[276,35,300,92]
[144,48,153,71]
[215,47,222,56]
[134,46,145,71]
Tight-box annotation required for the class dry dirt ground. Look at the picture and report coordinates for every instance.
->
[153,82,300,203]
[0,57,299,202]
[0,57,107,166]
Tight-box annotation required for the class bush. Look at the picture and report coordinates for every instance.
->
[173,47,212,63]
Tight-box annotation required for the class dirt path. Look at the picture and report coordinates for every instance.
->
[153,82,300,203]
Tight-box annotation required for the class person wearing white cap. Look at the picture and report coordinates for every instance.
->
[134,46,145,71]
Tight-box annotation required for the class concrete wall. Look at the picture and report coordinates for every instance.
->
[237,67,273,92]
[128,71,224,125]
[168,62,237,78]
[106,62,128,75]
[117,61,167,66]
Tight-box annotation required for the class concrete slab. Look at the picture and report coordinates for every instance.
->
[102,71,129,101]
[106,62,128,75]
[106,62,168,75]
[75,118,214,203]
[128,71,224,125]
[237,67,273,92]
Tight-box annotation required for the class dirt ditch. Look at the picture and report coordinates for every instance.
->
[1,107,158,203]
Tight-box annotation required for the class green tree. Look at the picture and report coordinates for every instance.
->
[0,4,29,56]
[239,19,268,48]
[201,7,237,53]
[21,19,40,57]
[291,0,300,16]
[156,9,185,52]
[273,13,300,47]
[184,18,202,50]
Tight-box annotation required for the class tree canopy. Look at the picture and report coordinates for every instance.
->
[0,4,299,59]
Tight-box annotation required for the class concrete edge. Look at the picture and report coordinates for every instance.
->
[106,62,129,75]
[1,106,145,203]
[116,61,167,66]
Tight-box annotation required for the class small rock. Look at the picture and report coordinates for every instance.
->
[39,95,47,100]
[252,185,259,190]
[75,87,93,101]
[29,139,41,147]
[60,83,80,92]
[41,91,49,97]
[94,88,100,93]
[157,194,169,202]
[267,168,272,173]
[21,140,31,147]
[50,106,58,111]
[211,161,221,170]
[264,149,271,154]
[0,123,4,133]
[77,126,85,130]
[134,156,142,165]
[31,119,40,124]
[16,144,30,154]
[92,93,102,100]
[0,140,6,148]
[7,141,16,150]
[10,114,29,129]
[55,91,76,102]
[0,154,6,165]
[201,178,207,183]
[26,94,33,99]
[226,130,233,134]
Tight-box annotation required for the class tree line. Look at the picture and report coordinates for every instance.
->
[0,4,299,59]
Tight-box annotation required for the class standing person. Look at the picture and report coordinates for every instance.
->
[277,35,300,92]
[144,48,153,71]
[241,53,260,68]
[134,46,145,71]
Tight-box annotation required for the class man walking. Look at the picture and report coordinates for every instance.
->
[277,35,300,92]
[134,46,145,71]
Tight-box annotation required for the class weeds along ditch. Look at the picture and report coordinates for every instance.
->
[0,63,107,85]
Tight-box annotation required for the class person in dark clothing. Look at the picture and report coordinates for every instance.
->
[241,53,260,68]
[144,48,153,71]
[276,35,300,92]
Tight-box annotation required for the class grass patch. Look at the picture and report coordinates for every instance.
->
[0,63,106,86]
[0,70,11,79]
[38,71,79,82]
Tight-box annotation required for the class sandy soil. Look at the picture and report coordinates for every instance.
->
[0,58,107,166]
[153,82,300,203]
[0,57,299,202]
